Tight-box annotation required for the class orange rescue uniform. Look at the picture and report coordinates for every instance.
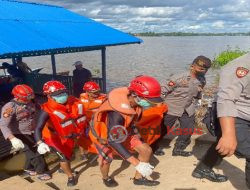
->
[42,96,88,159]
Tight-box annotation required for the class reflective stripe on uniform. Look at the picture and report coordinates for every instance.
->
[78,104,83,115]
[94,100,103,103]
[53,110,66,120]
[61,120,73,128]
[77,116,86,123]
[81,99,89,103]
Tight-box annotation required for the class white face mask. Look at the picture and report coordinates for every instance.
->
[52,93,68,104]
[134,96,152,109]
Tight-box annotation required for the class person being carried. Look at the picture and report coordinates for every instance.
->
[89,75,163,187]
[0,84,51,180]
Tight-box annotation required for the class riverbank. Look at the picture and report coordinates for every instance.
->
[0,134,247,190]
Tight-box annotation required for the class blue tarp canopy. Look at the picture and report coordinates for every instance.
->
[0,0,142,59]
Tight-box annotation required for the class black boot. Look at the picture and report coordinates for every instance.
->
[172,146,192,157]
[133,177,160,186]
[67,176,77,186]
[192,167,228,182]
[245,159,250,189]
[154,148,165,156]
[80,153,88,161]
[103,177,118,187]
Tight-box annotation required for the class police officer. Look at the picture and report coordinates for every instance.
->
[0,84,50,180]
[192,53,250,185]
[151,56,211,156]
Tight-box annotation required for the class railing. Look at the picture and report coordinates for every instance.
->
[23,73,104,95]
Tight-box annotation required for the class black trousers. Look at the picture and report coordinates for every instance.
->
[199,118,250,183]
[174,112,195,149]
[150,111,195,152]
[15,134,48,174]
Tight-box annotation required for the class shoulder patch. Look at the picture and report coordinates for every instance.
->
[168,81,175,87]
[3,107,14,118]
[236,67,249,78]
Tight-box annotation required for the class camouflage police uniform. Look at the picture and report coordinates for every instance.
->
[0,100,48,174]
[192,53,250,185]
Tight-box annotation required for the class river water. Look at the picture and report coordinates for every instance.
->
[2,36,250,90]
[1,36,250,172]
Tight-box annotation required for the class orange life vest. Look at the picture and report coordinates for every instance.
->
[42,96,87,140]
[136,103,168,145]
[79,93,107,121]
[89,87,142,145]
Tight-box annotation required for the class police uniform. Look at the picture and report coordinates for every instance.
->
[151,71,205,155]
[192,53,250,184]
[0,100,48,174]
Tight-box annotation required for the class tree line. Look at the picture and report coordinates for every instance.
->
[130,32,250,36]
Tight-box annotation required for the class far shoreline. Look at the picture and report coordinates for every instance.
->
[131,32,250,37]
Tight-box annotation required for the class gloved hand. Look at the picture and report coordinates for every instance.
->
[37,142,50,154]
[135,162,154,177]
[10,137,25,151]
[197,99,202,106]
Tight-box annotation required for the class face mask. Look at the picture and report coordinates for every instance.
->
[52,93,68,104]
[195,71,207,79]
[136,99,152,109]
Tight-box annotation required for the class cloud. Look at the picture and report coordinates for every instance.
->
[23,0,250,33]
[212,21,225,29]
[187,25,201,30]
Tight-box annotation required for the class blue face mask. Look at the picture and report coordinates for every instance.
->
[52,93,68,104]
[136,99,152,109]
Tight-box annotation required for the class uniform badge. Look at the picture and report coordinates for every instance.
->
[168,81,175,87]
[181,79,188,86]
[3,108,13,118]
[236,67,249,78]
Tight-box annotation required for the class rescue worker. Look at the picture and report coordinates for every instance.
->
[80,81,107,121]
[78,81,106,160]
[0,84,50,180]
[89,75,163,187]
[34,80,88,187]
[152,55,211,156]
[192,53,250,185]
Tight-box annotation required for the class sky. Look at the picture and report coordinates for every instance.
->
[23,0,250,33]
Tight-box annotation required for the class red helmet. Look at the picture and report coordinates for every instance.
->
[12,84,34,102]
[43,80,66,95]
[83,81,100,92]
[128,75,163,103]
